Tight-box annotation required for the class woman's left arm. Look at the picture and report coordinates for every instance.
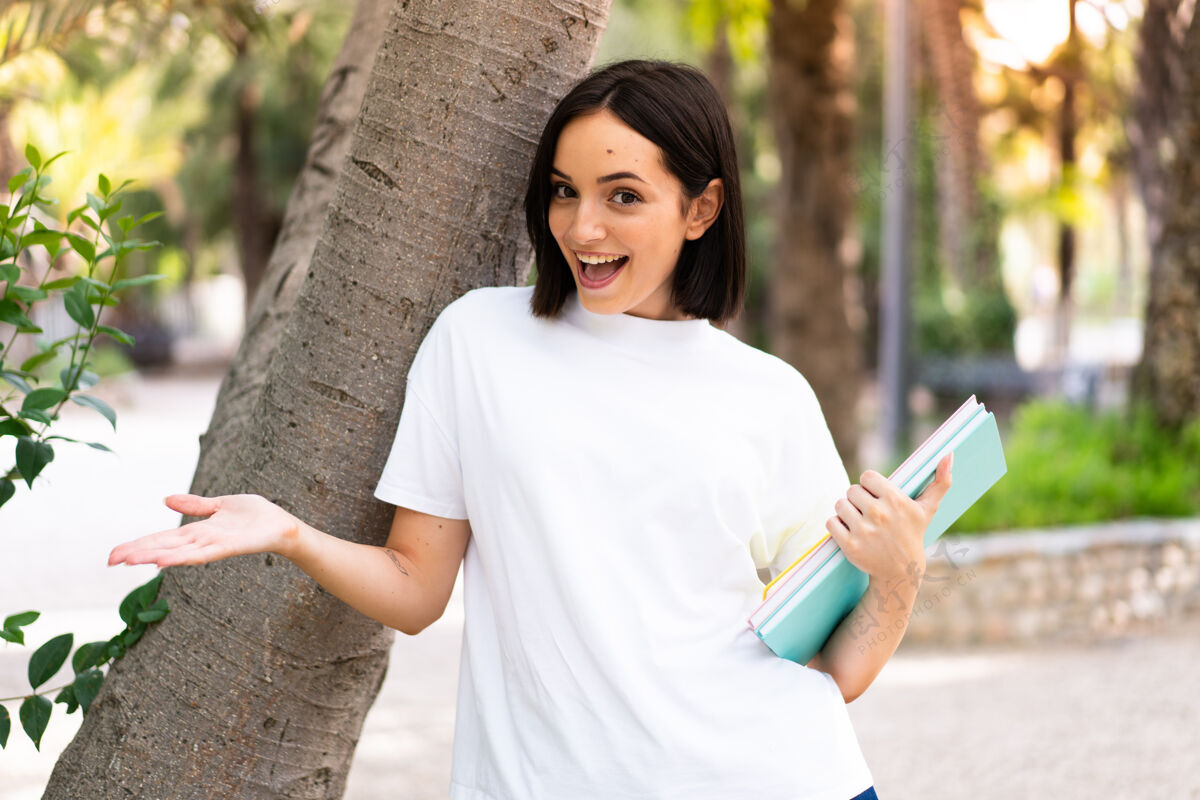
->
[807,453,954,703]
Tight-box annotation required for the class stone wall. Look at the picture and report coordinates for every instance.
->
[900,519,1200,647]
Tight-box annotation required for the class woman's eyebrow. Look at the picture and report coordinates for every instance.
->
[597,170,647,185]
[551,167,648,185]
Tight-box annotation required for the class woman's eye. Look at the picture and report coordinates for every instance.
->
[551,183,575,199]
[612,190,641,206]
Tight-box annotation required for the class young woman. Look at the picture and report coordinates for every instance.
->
[110,60,951,800]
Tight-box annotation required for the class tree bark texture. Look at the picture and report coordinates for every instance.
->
[919,0,995,292]
[1053,47,1077,370]
[43,1,609,798]
[766,0,862,467]
[195,0,390,506]
[1128,0,1185,271]
[1138,6,1200,428]
[231,28,276,318]
[704,21,752,344]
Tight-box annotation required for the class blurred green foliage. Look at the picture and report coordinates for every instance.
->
[600,0,776,351]
[3,1,351,336]
[915,284,1019,355]
[0,144,170,752]
[854,10,1016,362]
[953,400,1200,533]
[682,0,768,64]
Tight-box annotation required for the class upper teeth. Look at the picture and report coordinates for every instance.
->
[577,253,624,264]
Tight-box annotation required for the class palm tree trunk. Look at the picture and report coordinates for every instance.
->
[705,21,753,343]
[231,27,273,317]
[1053,51,1077,372]
[42,1,609,797]
[766,0,861,467]
[1137,7,1200,428]
[920,0,994,292]
[193,0,391,501]
[1127,0,1183,273]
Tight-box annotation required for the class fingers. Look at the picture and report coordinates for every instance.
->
[108,527,195,566]
[108,494,229,568]
[832,496,861,532]
[164,493,221,518]
[108,519,219,566]
[825,512,851,544]
[939,451,954,482]
[916,452,954,513]
[123,542,220,568]
[845,484,876,514]
[858,470,892,497]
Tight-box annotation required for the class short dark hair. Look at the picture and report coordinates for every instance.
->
[524,60,745,325]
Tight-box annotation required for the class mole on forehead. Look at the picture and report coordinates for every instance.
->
[604,149,642,167]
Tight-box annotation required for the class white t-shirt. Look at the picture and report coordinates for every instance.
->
[373,285,874,800]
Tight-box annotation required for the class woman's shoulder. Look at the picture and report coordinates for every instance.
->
[410,286,534,377]
[708,328,818,401]
[438,284,534,325]
[421,285,535,343]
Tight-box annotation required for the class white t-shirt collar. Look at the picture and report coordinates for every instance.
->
[561,289,713,350]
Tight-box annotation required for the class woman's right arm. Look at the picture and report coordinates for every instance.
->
[284,504,469,635]
[108,494,470,636]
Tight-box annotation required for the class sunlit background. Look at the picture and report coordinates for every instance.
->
[1,0,1198,798]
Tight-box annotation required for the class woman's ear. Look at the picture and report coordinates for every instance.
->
[684,178,724,240]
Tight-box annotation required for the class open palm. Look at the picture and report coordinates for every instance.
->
[108,493,300,568]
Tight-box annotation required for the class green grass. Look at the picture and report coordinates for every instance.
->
[952,400,1200,533]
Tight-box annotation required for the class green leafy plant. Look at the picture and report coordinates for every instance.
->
[1,143,171,750]
[2,143,165,504]
[0,575,168,750]
[953,399,1200,533]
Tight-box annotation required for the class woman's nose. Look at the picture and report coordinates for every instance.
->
[569,199,605,244]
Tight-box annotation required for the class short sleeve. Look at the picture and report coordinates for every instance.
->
[749,375,851,582]
[372,306,469,520]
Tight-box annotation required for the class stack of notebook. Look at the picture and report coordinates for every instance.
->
[748,395,1007,664]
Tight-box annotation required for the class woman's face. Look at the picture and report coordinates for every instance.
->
[547,109,719,321]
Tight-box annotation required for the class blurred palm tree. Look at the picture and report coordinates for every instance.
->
[922,0,996,296]
[1133,0,1200,428]
[766,0,862,466]
[1,0,348,320]
[0,0,122,64]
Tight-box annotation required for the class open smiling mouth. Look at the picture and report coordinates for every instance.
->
[576,253,628,287]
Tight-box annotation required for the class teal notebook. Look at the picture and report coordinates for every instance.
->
[751,398,1007,665]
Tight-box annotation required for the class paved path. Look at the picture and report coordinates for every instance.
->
[2,368,1197,799]
[849,622,1200,798]
[348,611,1200,800]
